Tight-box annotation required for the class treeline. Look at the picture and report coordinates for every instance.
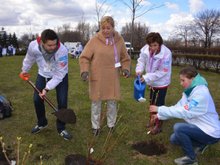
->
[0,28,18,48]
[172,54,220,72]
[168,47,220,56]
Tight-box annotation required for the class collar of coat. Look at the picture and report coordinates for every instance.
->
[96,31,121,45]
[142,44,166,59]
[184,74,208,97]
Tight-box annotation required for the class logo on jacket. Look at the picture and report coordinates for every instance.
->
[58,55,68,68]
[59,61,67,67]
[184,99,199,110]
[163,60,169,72]
[163,68,168,72]
[184,104,189,110]
[58,56,68,61]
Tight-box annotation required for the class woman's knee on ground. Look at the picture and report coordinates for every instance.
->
[170,133,180,145]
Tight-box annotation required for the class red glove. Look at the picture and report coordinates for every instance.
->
[19,72,30,81]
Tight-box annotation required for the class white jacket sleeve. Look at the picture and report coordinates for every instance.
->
[22,43,36,72]
[45,49,68,90]
[135,51,147,73]
[143,53,171,84]
[157,90,208,120]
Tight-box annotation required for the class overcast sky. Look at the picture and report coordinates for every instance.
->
[0,0,219,39]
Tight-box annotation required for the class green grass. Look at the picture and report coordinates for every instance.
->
[0,56,220,165]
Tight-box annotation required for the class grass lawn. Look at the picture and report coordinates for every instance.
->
[0,56,220,165]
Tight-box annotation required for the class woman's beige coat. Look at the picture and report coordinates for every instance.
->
[79,31,131,101]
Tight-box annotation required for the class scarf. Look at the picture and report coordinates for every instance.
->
[39,44,56,62]
[184,73,208,97]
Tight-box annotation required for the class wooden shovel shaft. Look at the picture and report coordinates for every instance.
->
[27,80,58,112]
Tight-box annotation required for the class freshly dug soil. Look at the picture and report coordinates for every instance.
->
[55,108,76,124]
[0,145,14,165]
[132,140,167,156]
[0,155,8,165]
[65,154,102,165]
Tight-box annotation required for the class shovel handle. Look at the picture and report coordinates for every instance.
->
[27,80,58,112]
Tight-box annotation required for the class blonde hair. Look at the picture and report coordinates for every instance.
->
[100,16,115,28]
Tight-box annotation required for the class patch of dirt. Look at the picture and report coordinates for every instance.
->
[132,140,167,156]
[55,108,76,124]
[33,153,52,162]
[0,145,15,164]
[0,153,8,165]
[65,154,102,165]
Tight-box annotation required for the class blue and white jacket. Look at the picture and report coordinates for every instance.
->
[157,74,220,138]
[135,44,172,88]
[22,40,68,90]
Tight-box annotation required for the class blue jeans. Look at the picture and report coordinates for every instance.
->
[170,123,219,159]
[33,74,68,133]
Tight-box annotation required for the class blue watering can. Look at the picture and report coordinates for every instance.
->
[134,75,146,102]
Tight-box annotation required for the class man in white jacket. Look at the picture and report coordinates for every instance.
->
[136,32,172,134]
[20,29,72,140]
[150,66,220,165]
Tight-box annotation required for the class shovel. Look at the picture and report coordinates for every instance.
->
[19,73,76,124]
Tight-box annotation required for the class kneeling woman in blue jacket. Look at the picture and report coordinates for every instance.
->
[150,66,220,165]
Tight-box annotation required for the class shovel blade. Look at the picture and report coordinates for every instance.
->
[54,108,76,124]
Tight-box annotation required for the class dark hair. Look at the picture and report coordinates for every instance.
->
[146,32,163,45]
[41,29,58,43]
[179,66,198,79]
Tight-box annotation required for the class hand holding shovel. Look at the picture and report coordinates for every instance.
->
[19,73,76,124]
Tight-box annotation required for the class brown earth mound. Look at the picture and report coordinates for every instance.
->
[132,140,167,156]
[65,154,102,165]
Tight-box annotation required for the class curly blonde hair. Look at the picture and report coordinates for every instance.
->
[100,16,115,28]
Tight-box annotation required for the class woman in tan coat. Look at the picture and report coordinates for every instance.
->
[79,16,131,136]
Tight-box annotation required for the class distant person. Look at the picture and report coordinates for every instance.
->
[7,45,13,56]
[20,29,72,140]
[75,43,83,58]
[2,47,7,56]
[12,46,16,55]
[135,32,172,134]
[150,66,220,165]
[77,43,83,54]
[79,16,131,136]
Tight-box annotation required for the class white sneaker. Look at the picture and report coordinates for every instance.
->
[174,156,198,165]
[59,130,72,140]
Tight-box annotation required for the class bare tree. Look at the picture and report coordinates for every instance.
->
[56,24,81,42]
[58,31,81,43]
[121,0,164,47]
[194,9,220,48]
[76,15,91,45]
[95,0,111,28]
[62,24,71,32]
[121,22,149,49]
[18,34,31,48]
[174,23,194,47]
[56,23,71,34]
[166,37,182,48]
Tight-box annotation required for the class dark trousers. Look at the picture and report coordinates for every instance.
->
[33,74,68,132]
[149,87,168,132]
[149,87,168,106]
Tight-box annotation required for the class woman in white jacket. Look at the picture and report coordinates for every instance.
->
[135,32,172,134]
[150,66,220,165]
